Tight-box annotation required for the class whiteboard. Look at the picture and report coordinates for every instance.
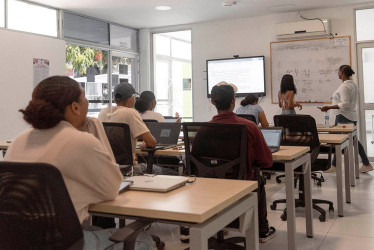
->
[0,29,66,140]
[270,36,351,103]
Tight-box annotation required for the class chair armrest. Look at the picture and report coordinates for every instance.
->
[109,220,155,243]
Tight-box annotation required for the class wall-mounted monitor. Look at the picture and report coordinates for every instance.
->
[206,56,265,98]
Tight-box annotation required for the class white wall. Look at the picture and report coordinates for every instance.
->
[142,2,374,124]
[0,29,66,140]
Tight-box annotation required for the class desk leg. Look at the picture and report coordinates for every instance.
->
[348,134,356,187]
[146,151,155,174]
[336,145,344,217]
[303,159,313,238]
[354,134,360,179]
[246,196,259,250]
[285,163,296,250]
[344,147,351,203]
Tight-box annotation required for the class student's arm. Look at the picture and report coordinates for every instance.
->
[321,105,339,112]
[251,126,273,168]
[287,91,302,110]
[278,92,283,108]
[258,111,269,128]
[137,132,157,148]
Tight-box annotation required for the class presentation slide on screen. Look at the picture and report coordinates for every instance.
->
[207,58,265,94]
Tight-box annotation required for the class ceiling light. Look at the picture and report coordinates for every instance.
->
[222,1,237,7]
[155,6,171,11]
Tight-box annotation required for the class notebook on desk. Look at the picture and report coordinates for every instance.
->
[145,123,182,150]
[260,127,283,153]
[125,175,189,192]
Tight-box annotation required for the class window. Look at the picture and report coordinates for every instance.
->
[356,8,374,42]
[0,0,4,28]
[110,24,138,52]
[63,12,109,45]
[153,30,192,121]
[66,44,109,117]
[8,0,57,37]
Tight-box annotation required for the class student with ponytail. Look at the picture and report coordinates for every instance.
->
[134,91,165,122]
[236,93,269,127]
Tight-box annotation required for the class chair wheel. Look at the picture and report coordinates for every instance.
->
[270,204,276,210]
[319,215,326,222]
[317,182,322,187]
[276,178,281,183]
[281,213,287,221]
[329,205,334,212]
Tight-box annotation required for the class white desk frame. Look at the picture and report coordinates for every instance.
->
[272,152,313,250]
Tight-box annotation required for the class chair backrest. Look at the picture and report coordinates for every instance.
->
[103,122,133,166]
[0,162,83,250]
[142,119,158,123]
[273,115,320,163]
[236,114,257,124]
[183,122,248,179]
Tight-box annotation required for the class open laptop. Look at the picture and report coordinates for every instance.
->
[124,175,189,192]
[260,127,283,153]
[145,123,182,150]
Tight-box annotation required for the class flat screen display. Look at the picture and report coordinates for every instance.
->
[207,56,265,97]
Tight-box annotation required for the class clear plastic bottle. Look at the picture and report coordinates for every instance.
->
[324,112,330,128]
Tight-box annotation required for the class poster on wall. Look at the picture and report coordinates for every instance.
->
[33,58,49,87]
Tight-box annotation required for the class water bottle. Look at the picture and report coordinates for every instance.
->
[324,112,329,128]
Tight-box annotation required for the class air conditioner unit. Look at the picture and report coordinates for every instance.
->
[275,19,330,39]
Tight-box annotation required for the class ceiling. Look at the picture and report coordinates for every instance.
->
[29,0,373,29]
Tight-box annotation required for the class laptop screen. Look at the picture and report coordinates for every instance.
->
[260,128,282,148]
[146,123,181,145]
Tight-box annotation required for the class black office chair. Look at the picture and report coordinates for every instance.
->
[236,114,257,124]
[103,122,133,174]
[184,122,248,250]
[268,115,334,222]
[0,161,164,250]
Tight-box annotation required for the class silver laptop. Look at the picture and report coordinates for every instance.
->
[124,175,189,192]
[260,127,283,153]
[145,123,182,150]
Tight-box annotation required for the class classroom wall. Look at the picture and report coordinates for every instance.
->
[142,2,374,124]
[0,29,66,140]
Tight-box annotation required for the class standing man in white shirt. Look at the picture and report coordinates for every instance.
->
[321,65,373,173]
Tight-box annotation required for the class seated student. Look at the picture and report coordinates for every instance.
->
[209,84,276,242]
[236,93,269,127]
[98,83,156,159]
[134,91,165,122]
[4,76,126,249]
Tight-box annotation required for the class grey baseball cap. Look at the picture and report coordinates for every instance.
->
[114,83,138,101]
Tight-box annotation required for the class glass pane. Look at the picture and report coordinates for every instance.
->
[362,47,374,103]
[112,55,135,98]
[154,61,169,100]
[171,40,191,60]
[356,9,374,42]
[8,0,57,37]
[365,110,374,158]
[63,12,109,45]
[171,61,192,120]
[110,24,138,52]
[0,0,4,28]
[155,35,170,56]
[65,44,109,117]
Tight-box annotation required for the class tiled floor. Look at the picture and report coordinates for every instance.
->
[143,164,374,249]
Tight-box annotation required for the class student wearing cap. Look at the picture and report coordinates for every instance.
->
[209,83,276,242]
[98,83,156,160]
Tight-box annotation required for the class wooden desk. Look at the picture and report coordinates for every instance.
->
[318,126,359,187]
[269,146,313,250]
[89,178,259,250]
[318,133,350,217]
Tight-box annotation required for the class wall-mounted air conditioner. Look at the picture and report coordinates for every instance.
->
[275,19,330,40]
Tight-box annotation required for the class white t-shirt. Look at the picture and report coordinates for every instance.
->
[4,121,122,224]
[330,80,358,122]
[141,110,165,122]
[98,106,150,157]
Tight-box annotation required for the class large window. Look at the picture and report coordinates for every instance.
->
[153,30,192,121]
[356,8,374,42]
[0,0,4,28]
[8,0,57,37]
[66,45,109,117]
